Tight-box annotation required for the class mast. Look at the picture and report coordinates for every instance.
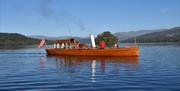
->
[69,28,72,38]
[135,36,137,47]
[69,28,72,48]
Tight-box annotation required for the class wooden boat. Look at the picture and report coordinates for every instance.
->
[45,38,139,57]
[46,47,139,57]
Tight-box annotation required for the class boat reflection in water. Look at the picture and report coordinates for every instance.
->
[44,56,139,82]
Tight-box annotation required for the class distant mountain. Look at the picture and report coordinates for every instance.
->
[29,35,70,40]
[28,26,180,44]
[0,33,53,46]
[113,29,167,41]
[123,27,180,43]
[29,35,91,44]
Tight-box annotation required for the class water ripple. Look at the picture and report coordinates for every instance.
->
[0,45,180,91]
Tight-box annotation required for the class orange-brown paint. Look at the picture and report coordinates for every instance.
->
[46,47,139,57]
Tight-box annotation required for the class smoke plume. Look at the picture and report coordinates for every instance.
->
[39,0,85,31]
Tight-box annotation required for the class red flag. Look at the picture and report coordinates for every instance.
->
[38,39,46,48]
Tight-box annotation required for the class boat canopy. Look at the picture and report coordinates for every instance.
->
[54,38,80,49]
[55,38,79,44]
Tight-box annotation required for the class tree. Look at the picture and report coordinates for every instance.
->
[95,31,118,47]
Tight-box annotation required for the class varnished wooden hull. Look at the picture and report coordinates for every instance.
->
[46,48,139,57]
[48,55,139,64]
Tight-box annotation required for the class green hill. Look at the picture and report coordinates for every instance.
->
[0,33,53,46]
[122,27,180,43]
[29,35,91,44]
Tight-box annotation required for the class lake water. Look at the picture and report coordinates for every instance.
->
[0,43,180,91]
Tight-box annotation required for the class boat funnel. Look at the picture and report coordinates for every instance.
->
[90,34,96,48]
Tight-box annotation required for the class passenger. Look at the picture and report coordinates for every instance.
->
[114,43,119,48]
[99,41,105,49]
[114,43,117,48]
[75,42,80,49]
[61,43,65,48]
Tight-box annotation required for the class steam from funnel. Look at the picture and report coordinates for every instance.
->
[77,19,85,31]
[39,0,85,31]
[40,0,52,17]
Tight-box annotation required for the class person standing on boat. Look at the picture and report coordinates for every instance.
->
[100,41,105,49]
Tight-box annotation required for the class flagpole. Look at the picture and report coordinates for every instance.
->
[135,36,137,47]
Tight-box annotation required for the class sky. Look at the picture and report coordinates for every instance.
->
[0,0,180,37]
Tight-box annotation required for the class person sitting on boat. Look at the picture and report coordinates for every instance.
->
[114,43,119,48]
[99,41,105,49]
[114,43,117,48]
[75,42,80,49]
[61,43,65,48]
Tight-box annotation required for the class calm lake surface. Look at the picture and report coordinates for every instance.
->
[0,43,180,91]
